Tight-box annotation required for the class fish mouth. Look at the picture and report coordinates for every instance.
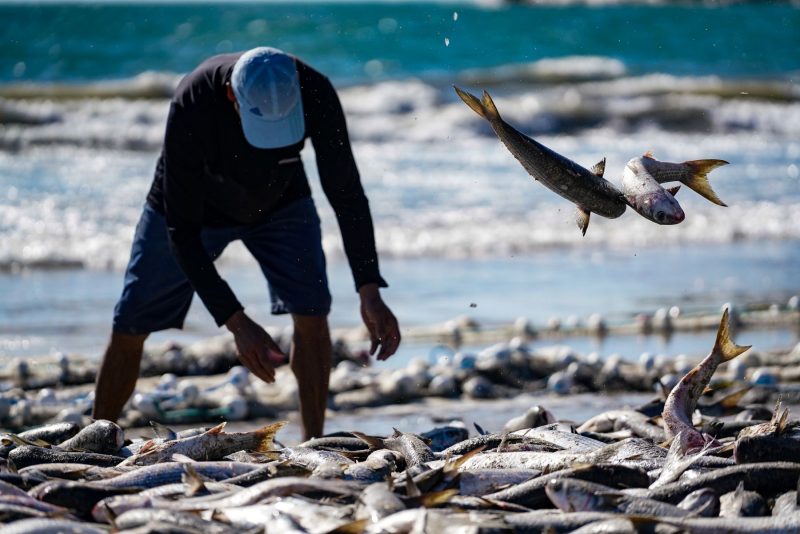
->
[653,208,685,225]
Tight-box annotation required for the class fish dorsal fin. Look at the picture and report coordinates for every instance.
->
[405,472,421,498]
[150,421,177,440]
[182,463,206,497]
[667,185,681,197]
[734,480,745,498]
[419,489,459,507]
[643,151,656,159]
[207,422,227,434]
[575,207,591,236]
[350,431,383,450]
[715,387,751,409]
[445,444,486,473]
[591,158,606,177]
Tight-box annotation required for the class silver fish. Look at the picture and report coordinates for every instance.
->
[354,429,435,468]
[545,478,690,517]
[621,156,686,225]
[279,446,354,472]
[484,464,651,509]
[638,515,800,533]
[0,518,108,534]
[662,309,751,452]
[122,421,285,466]
[208,499,352,533]
[57,419,125,455]
[147,476,360,512]
[114,508,239,534]
[636,151,729,206]
[92,460,259,489]
[719,481,767,517]
[454,86,627,235]
[356,482,406,522]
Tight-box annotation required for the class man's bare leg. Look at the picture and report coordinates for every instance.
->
[290,314,332,440]
[92,332,148,421]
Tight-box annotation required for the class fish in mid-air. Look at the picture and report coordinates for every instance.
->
[622,156,686,225]
[454,86,627,235]
[622,151,729,224]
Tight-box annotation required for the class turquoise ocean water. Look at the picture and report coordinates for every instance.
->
[1,1,799,366]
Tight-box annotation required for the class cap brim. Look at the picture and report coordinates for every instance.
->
[240,98,305,149]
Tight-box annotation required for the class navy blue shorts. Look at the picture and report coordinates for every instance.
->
[113,198,331,335]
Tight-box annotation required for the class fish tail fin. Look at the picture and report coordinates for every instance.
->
[453,85,500,122]
[326,519,369,534]
[419,488,459,507]
[714,308,751,363]
[683,159,729,206]
[253,421,287,453]
[480,91,501,121]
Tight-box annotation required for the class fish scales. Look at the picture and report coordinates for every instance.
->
[8,446,124,469]
[124,421,284,466]
[29,480,140,520]
[114,508,239,534]
[484,464,650,508]
[441,433,554,457]
[510,427,606,453]
[57,419,124,455]
[503,510,630,534]
[643,515,800,533]
[91,461,259,489]
[545,478,690,517]
[280,446,355,471]
[148,476,360,511]
[644,461,800,504]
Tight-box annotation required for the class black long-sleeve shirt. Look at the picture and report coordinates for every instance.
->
[146,52,387,326]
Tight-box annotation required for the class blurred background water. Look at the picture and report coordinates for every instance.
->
[1,0,798,366]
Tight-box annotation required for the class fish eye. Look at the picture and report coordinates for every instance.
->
[655,211,665,222]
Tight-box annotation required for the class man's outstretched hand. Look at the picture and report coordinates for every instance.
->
[359,284,401,361]
[225,310,286,384]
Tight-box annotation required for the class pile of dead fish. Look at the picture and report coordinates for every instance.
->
[1,396,800,532]
[1,311,800,532]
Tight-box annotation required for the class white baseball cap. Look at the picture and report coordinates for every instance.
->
[231,47,305,149]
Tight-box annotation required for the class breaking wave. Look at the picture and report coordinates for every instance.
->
[1,58,797,153]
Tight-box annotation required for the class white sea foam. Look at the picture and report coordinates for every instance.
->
[1,69,798,271]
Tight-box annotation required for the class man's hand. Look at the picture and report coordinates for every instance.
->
[225,310,286,384]
[359,284,401,361]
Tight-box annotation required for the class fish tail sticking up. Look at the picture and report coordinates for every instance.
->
[453,85,501,122]
[683,159,729,206]
[253,421,288,453]
[714,308,752,363]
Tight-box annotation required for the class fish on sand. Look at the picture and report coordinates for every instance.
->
[454,86,627,235]
[662,309,751,453]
